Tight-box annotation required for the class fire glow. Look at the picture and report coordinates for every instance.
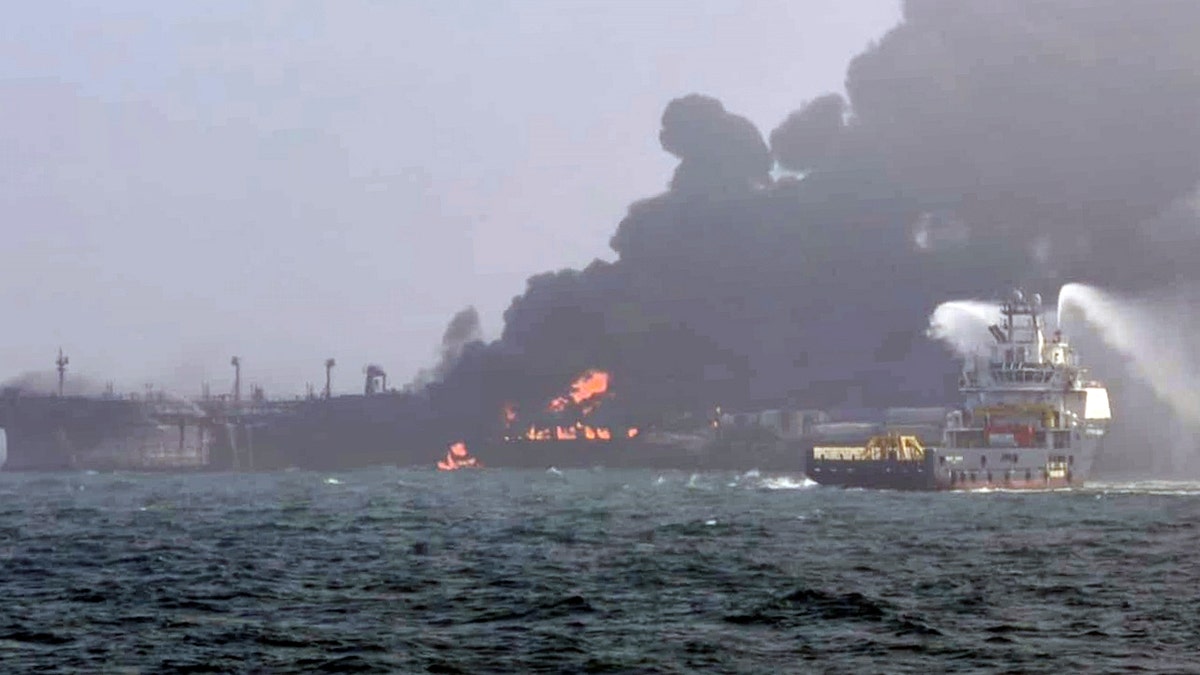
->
[436,441,482,470]
[547,370,609,412]
[504,369,638,442]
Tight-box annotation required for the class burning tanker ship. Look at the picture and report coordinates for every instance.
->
[0,347,871,474]
[807,290,1111,490]
[0,316,999,475]
[439,368,815,472]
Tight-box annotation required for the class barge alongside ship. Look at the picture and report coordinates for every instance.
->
[807,290,1111,490]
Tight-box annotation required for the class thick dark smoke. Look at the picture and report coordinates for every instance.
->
[840,0,1200,290]
[411,1,1200,475]
[406,306,483,390]
[769,93,845,174]
[659,94,771,194]
[439,306,482,365]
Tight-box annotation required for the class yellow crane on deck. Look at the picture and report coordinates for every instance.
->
[812,433,926,462]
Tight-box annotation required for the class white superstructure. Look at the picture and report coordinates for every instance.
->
[939,290,1109,487]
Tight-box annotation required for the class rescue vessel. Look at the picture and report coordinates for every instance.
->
[807,290,1110,490]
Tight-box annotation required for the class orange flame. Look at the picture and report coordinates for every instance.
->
[502,369,635,443]
[525,425,551,440]
[436,441,482,470]
[513,423,628,442]
[548,369,609,413]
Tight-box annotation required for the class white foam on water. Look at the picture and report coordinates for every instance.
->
[756,475,818,490]
[1086,480,1200,496]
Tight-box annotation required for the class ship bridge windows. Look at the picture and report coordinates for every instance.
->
[989,364,1055,384]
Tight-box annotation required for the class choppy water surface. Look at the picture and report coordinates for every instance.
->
[2,469,1198,673]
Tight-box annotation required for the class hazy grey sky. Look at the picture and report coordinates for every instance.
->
[1,0,900,397]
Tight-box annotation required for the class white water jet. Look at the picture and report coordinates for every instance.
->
[926,299,1004,358]
[1057,282,1200,428]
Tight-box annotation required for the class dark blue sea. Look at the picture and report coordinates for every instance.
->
[2,468,1198,673]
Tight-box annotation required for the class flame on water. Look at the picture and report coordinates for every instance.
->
[502,403,517,427]
[436,441,482,470]
[548,369,609,412]
[627,428,639,438]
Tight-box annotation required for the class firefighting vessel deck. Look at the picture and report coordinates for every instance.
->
[807,290,1111,490]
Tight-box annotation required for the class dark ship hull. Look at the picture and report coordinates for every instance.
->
[0,394,212,472]
[807,455,938,490]
[208,401,812,472]
[807,446,1089,491]
[473,434,808,471]
[204,394,446,471]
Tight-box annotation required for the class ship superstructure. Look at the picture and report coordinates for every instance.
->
[808,290,1111,489]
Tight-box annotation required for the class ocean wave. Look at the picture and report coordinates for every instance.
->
[754,475,818,491]
[1085,480,1200,496]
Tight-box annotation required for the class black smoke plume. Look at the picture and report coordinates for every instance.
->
[769,93,845,174]
[660,94,772,194]
[410,1,1200,474]
[406,306,483,391]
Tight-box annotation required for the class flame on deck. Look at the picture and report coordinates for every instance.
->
[547,370,609,412]
[502,369,638,442]
[436,441,482,470]
[521,422,616,441]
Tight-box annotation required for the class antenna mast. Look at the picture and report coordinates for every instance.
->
[55,348,69,397]
[230,356,241,404]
